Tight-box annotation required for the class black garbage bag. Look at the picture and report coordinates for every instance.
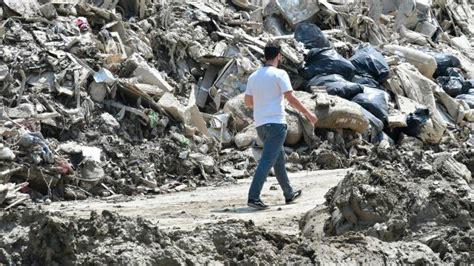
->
[436,76,466,97]
[431,53,461,78]
[463,80,474,90]
[404,108,431,137]
[456,94,474,109]
[352,75,381,89]
[445,67,464,78]
[350,45,390,82]
[301,48,356,80]
[352,87,389,124]
[372,132,395,145]
[305,74,363,99]
[360,107,384,134]
[294,22,331,49]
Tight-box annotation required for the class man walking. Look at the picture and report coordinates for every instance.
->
[244,42,318,210]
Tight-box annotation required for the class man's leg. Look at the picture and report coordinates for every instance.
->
[248,124,287,201]
[273,147,294,199]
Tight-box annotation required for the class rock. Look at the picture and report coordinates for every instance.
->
[89,81,107,102]
[433,153,472,183]
[0,145,15,161]
[100,113,120,131]
[223,94,253,132]
[234,125,256,149]
[285,113,303,145]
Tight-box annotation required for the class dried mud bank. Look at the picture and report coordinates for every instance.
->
[302,146,474,264]
[0,209,444,265]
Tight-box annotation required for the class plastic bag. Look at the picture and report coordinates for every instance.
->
[350,45,390,82]
[294,22,331,49]
[404,108,430,137]
[444,67,464,78]
[456,94,474,109]
[352,75,382,89]
[360,107,384,134]
[431,53,461,78]
[352,87,389,124]
[305,74,363,99]
[301,48,356,80]
[436,76,466,97]
[463,80,474,90]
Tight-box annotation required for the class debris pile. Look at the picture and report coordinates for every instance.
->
[0,0,472,208]
[301,146,473,264]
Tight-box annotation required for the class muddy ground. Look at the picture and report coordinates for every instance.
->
[0,205,442,265]
[1,151,472,265]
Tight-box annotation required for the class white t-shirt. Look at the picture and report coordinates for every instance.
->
[245,66,293,127]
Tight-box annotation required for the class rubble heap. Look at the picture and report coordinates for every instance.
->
[0,0,473,209]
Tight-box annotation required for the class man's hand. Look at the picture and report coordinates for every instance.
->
[284,91,318,126]
[305,112,318,126]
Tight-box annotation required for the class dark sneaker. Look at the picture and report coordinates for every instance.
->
[247,199,269,210]
[285,190,302,204]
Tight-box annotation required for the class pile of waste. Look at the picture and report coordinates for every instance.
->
[0,0,473,209]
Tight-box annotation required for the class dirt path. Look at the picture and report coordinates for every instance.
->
[44,169,348,235]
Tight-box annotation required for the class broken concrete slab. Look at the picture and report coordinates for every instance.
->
[133,65,174,93]
[158,93,185,122]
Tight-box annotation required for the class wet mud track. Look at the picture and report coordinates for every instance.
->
[43,169,349,234]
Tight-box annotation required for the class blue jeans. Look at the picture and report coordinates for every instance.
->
[248,123,294,201]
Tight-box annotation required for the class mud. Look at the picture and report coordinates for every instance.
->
[0,209,445,265]
[301,147,474,264]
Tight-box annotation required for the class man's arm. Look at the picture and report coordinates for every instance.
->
[244,95,253,108]
[284,91,318,125]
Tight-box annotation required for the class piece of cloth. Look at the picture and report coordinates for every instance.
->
[248,123,294,201]
[245,66,293,127]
